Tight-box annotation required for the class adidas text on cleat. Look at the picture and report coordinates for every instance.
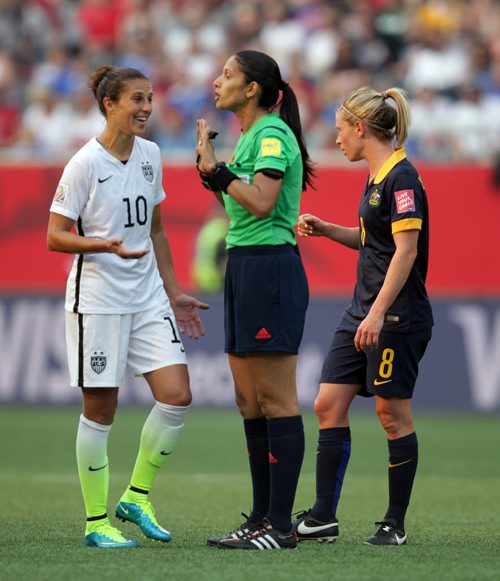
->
[116,501,172,543]
[84,519,139,549]
[293,510,339,543]
[364,520,407,546]
[207,513,264,547]
[218,520,297,550]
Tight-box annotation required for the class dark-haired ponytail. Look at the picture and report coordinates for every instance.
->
[278,84,316,191]
[235,50,315,191]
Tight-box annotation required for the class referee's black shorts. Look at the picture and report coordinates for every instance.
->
[224,244,309,354]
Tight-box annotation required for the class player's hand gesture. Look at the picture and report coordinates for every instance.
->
[196,118,217,173]
[107,238,149,259]
[297,213,326,237]
[171,293,210,339]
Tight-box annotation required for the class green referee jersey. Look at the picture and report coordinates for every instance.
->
[223,112,303,248]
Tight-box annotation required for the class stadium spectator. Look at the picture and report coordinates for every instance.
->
[294,85,433,546]
[448,82,497,161]
[402,3,470,97]
[226,2,263,54]
[0,47,22,147]
[0,0,499,163]
[196,49,314,550]
[65,82,106,151]
[14,83,74,159]
[258,1,306,74]
[47,64,208,548]
[406,86,452,161]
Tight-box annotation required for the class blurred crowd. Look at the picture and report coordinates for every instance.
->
[1,0,500,164]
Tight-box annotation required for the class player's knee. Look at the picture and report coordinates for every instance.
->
[170,391,192,407]
[85,407,116,425]
[235,392,258,417]
[376,409,399,436]
[174,393,192,407]
[256,392,298,418]
[314,395,339,424]
[157,385,192,407]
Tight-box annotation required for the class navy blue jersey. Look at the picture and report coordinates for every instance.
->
[344,148,433,333]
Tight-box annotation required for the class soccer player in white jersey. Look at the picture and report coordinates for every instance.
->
[47,65,209,548]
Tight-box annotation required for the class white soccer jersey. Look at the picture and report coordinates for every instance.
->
[50,137,168,314]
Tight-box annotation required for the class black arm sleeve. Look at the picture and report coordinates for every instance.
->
[254,168,285,180]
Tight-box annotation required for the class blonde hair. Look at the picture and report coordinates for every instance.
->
[339,87,411,147]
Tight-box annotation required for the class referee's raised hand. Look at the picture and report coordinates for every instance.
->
[196,118,217,173]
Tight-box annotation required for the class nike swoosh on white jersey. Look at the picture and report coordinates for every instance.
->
[297,521,336,534]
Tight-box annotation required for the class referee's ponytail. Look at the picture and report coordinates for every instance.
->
[235,50,316,191]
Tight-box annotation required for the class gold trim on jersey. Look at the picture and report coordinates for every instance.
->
[373,148,407,185]
[392,218,422,234]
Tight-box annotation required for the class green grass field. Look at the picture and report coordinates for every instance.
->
[1,406,499,580]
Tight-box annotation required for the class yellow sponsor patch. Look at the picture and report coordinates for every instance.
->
[261,138,281,157]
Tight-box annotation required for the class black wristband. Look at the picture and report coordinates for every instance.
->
[211,162,239,192]
[199,171,218,191]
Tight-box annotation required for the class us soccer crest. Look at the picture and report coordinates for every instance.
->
[90,351,107,374]
[141,162,153,183]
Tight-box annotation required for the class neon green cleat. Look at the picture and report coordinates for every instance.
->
[84,519,139,548]
[116,500,172,542]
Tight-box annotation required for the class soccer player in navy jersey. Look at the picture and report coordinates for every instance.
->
[294,86,433,546]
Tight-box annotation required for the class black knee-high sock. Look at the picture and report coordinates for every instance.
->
[243,417,269,523]
[266,416,305,533]
[384,432,418,531]
[311,427,351,522]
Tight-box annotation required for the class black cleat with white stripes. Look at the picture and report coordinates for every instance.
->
[218,519,297,550]
[207,513,264,547]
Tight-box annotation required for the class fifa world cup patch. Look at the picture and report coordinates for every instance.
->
[395,189,415,213]
[53,183,68,205]
[261,138,281,157]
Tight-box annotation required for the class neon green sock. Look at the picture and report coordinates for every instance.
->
[76,414,111,519]
[123,402,188,495]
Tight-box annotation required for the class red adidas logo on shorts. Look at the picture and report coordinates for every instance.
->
[255,327,272,339]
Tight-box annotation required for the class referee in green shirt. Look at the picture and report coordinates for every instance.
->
[196,50,315,551]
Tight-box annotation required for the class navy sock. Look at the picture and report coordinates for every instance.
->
[384,432,418,532]
[243,417,269,523]
[311,427,351,522]
[266,416,305,533]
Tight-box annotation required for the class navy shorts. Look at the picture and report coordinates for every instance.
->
[224,244,309,354]
[320,322,432,398]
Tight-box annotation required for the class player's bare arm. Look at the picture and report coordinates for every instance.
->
[354,229,419,352]
[150,205,209,339]
[47,212,149,258]
[225,172,281,219]
[298,213,359,249]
